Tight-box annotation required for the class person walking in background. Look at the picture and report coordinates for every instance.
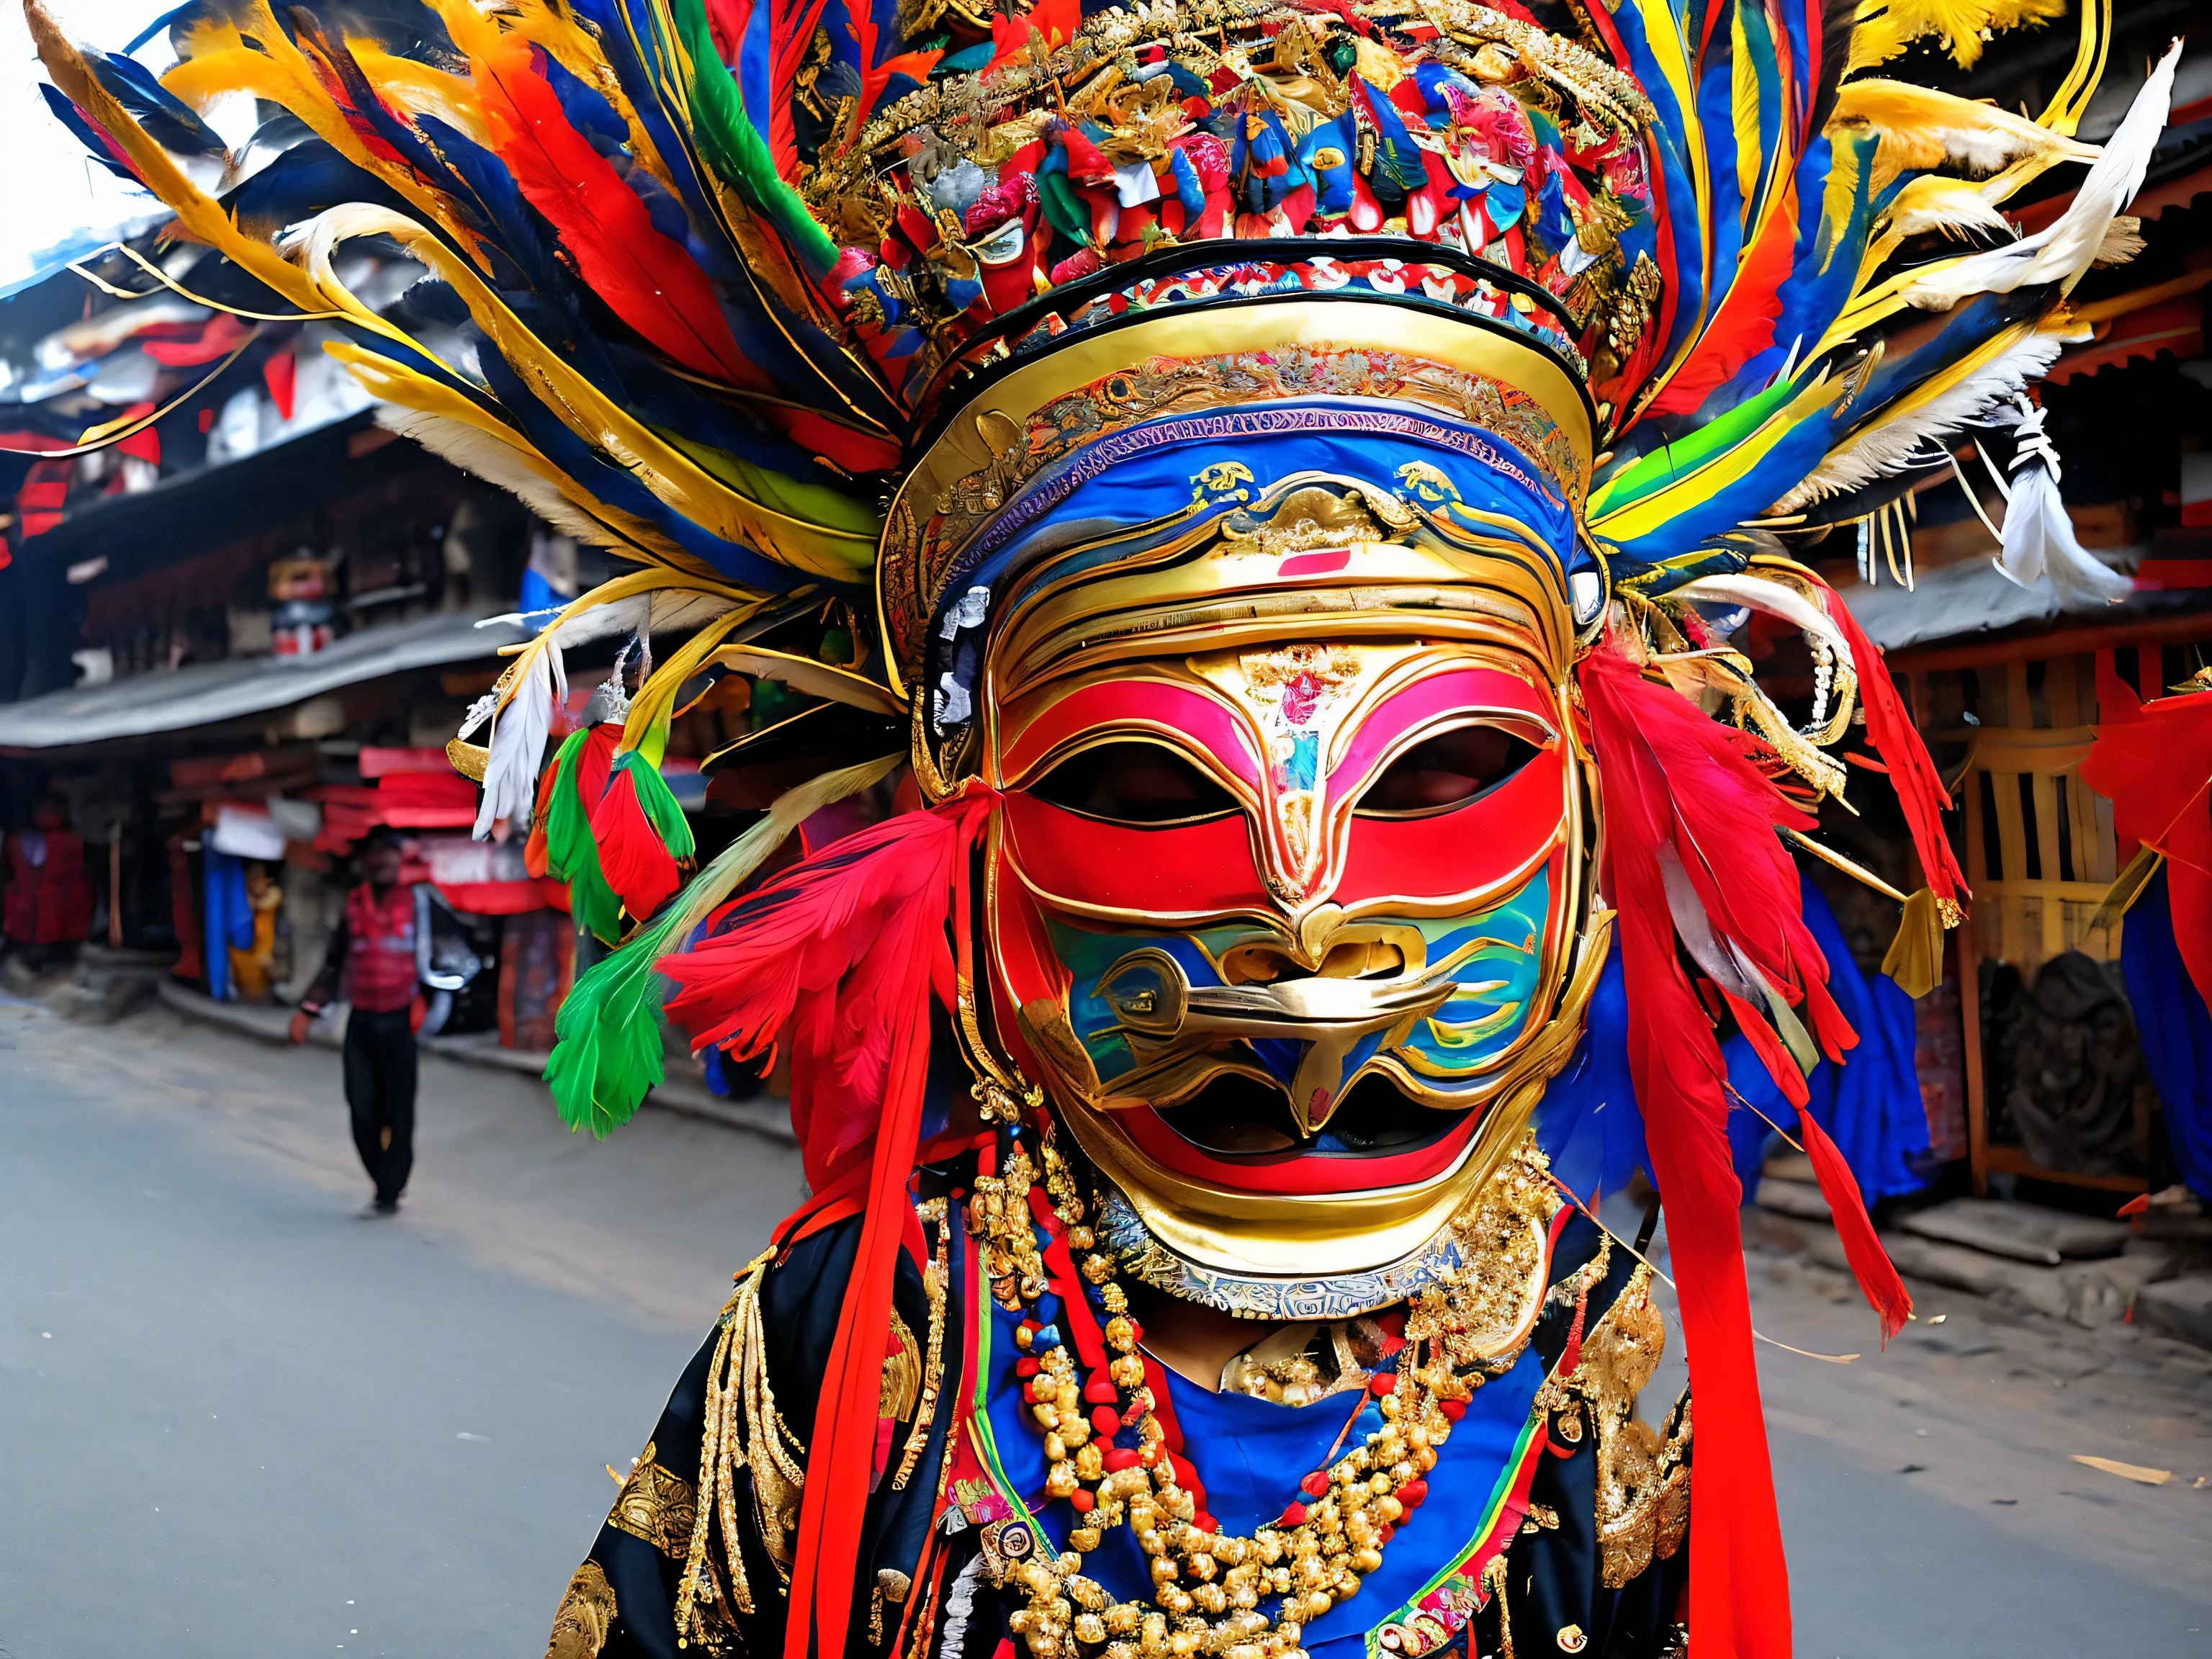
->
[295,828,421,1215]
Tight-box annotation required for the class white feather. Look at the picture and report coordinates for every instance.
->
[1670,572,1851,658]
[1897,44,2179,311]
[475,647,554,840]
[1771,332,2063,511]
[377,408,640,554]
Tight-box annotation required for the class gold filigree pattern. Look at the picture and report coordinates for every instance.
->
[1559,1265,1694,1589]
[606,1441,699,1560]
[544,1560,618,1659]
[881,1310,923,1425]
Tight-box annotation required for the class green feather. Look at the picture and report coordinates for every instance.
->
[545,934,670,1136]
[1588,373,1804,520]
[541,753,905,1136]
[543,729,625,945]
[611,747,698,860]
[670,0,840,274]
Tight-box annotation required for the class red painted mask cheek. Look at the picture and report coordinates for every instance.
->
[1334,739,1570,904]
[997,791,1269,917]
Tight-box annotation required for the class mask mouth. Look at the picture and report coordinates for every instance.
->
[1156,1070,1472,1162]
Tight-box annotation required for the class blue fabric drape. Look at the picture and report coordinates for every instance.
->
[1724,872,1930,1205]
[2119,867,2212,1200]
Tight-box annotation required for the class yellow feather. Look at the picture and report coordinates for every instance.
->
[1732,7,1762,215]
[331,343,711,573]
[295,202,878,580]
[1847,0,2069,76]
[157,6,490,275]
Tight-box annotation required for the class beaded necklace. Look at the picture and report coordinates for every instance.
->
[974,1123,1523,1659]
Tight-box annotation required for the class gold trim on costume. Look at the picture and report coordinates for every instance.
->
[544,1560,619,1659]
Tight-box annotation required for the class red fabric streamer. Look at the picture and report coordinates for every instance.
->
[658,788,998,1659]
[1814,577,1970,911]
[1578,647,1794,1659]
[1794,1107,1911,1341]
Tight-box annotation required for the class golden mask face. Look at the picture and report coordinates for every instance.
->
[963,485,1611,1303]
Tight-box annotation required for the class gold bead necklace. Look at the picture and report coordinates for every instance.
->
[987,1133,1493,1659]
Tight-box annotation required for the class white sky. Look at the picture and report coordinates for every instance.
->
[1,1,185,293]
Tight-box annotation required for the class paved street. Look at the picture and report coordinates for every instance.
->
[1,994,2208,1656]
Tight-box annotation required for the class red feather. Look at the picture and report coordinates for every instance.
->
[467,33,766,390]
[1644,176,1797,418]
[770,0,837,178]
[1604,651,1856,1073]
[1579,647,1794,1659]
[588,763,683,920]
[523,754,559,878]
[1797,1106,1912,1341]
[1815,577,1970,911]
[660,788,996,1659]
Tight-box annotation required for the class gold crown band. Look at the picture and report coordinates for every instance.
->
[879,302,1596,693]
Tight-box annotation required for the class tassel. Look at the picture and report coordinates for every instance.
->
[541,724,625,945]
[1881,887,1946,998]
[1813,577,1971,915]
[589,750,695,922]
[544,754,903,1135]
[1990,397,2132,608]
[1796,1107,1913,1344]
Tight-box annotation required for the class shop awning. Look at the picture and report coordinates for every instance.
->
[0,611,527,750]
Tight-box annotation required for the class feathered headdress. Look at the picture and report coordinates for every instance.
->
[21,1,2169,1653]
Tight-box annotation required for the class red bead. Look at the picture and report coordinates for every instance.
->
[1103,1449,1143,1473]
[1092,1405,1121,1434]
[1014,1358,1041,1377]
[1439,1398,1467,1421]
[1299,1471,1329,1498]
[1084,1374,1119,1404]
[1278,1501,1308,1527]
[1379,1525,1395,1545]
[1193,1513,1218,1534]
[1069,1488,1095,1513]
[1368,1372,1397,1397]
[1398,1480,1428,1509]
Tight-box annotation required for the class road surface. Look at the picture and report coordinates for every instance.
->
[0,995,2205,1655]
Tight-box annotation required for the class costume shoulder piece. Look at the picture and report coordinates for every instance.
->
[25,2,2168,1655]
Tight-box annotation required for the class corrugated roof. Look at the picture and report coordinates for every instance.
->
[0,611,525,750]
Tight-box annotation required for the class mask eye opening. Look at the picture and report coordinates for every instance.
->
[1353,719,1545,819]
[1028,738,1242,827]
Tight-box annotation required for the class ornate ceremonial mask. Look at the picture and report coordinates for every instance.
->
[30,0,2161,1653]
[939,364,1609,1314]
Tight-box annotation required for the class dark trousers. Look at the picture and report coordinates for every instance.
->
[343,1007,417,1205]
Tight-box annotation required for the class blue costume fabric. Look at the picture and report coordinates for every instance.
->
[1720,873,1928,1205]
[2120,868,2212,1200]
